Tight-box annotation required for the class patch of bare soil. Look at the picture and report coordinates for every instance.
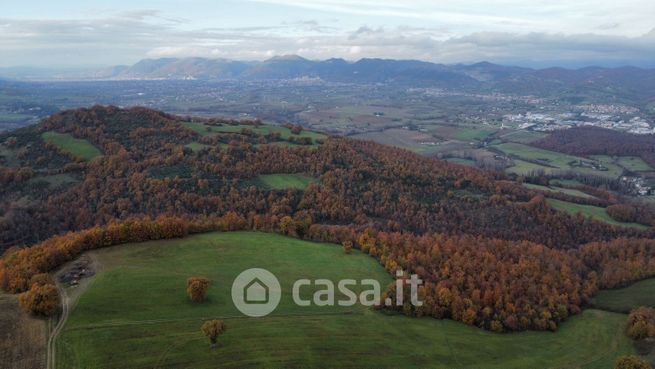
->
[0,293,46,369]
[58,254,96,286]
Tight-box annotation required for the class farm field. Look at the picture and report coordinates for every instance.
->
[57,232,636,369]
[255,174,317,190]
[499,130,548,144]
[445,157,477,167]
[183,122,327,143]
[522,183,596,199]
[0,112,33,123]
[546,199,648,229]
[453,127,497,142]
[506,159,553,175]
[352,128,445,156]
[589,155,653,172]
[41,131,102,161]
[494,143,624,178]
[592,278,655,313]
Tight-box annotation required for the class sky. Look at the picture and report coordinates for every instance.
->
[1,0,654,68]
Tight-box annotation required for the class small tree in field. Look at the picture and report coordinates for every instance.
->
[187,277,210,302]
[342,241,353,254]
[201,320,226,348]
[615,356,651,369]
[18,283,59,316]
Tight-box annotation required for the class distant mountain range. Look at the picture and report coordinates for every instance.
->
[2,56,655,100]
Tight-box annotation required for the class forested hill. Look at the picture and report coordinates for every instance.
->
[0,105,648,250]
[2,106,655,332]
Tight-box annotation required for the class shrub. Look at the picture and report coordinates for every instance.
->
[187,277,211,302]
[627,307,655,340]
[615,355,652,369]
[201,320,226,347]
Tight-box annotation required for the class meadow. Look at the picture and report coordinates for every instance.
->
[57,232,636,369]
[494,143,624,178]
[499,130,548,144]
[592,278,655,313]
[185,142,212,152]
[453,127,496,142]
[41,131,102,161]
[255,174,317,190]
[183,122,327,143]
[589,155,653,173]
[522,183,596,199]
[546,199,648,229]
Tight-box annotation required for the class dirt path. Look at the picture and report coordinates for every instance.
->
[46,253,100,369]
[46,282,68,369]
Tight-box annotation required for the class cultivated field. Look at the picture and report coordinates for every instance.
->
[41,131,102,161]
[590,155,654,173]
[499,130,547,144]
[56,232,636,369]
[494,143,624,178]
[352,128,446,156]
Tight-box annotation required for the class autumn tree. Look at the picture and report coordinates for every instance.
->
[342,240,353,254]
[615,356,652,369]
[279,216,293,235]
[201,320,226,348]
[627,307,655,340]
[18,283,59,316]
[187,277,211,303]
[290,125,303,135]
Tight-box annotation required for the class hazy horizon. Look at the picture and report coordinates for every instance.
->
[2,0,655,69]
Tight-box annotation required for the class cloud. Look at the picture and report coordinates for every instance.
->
[0,8,653,68]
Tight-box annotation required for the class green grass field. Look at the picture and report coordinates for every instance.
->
[522,183,596,199]
[507,159,553,175]
[185,142,212,152]
[590,155,653,173]
[500,130,548,144]
[495,143,624,178]
[546,199,648,229]
[454,128,496,142]
[0,112,33,123]
[445,158,477,167]
[183,122,327,144]
[592,278,655,313]
[57,232,636,369]
[256,174,317,190]
[550,179,587,187]
[42,131,102,161]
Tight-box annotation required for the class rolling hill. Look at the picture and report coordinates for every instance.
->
[2,105,655,335]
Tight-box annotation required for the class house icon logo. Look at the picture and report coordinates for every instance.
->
[244,278,269,304]
[231,268,281,317]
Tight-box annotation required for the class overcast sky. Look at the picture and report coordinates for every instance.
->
[1,0,654,68]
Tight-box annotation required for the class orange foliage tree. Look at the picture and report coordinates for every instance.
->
[187,277,211,302]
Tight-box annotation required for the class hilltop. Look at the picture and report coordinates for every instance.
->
[2,106,655,334]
